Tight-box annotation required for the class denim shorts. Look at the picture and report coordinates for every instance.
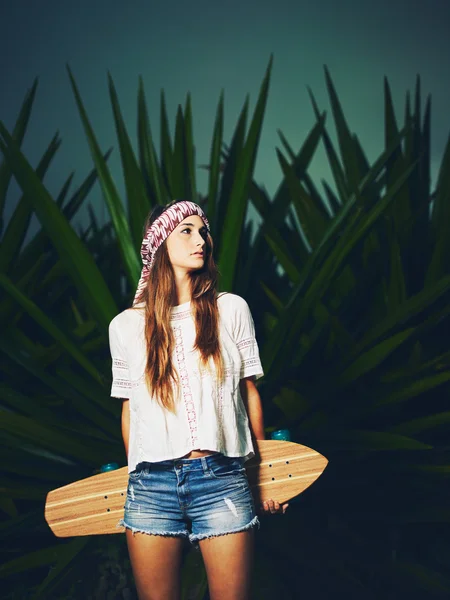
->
[119,453,260,546]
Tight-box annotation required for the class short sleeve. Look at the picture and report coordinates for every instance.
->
[108,318,132,399]
[232,297,264,380]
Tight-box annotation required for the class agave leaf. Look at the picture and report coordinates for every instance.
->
[0,124,118,330]
[0,132,61,272]
[259,281,283,313]
[389,409,450,436]
[183,93,197,203]
[206,90,224,226]
[0,409,120,466]
[263,227,300,283]
[263,157,415,379]
[408,75,423,215]
[273,387,310,420]
[34,538,90,598]
[1,381,115,444]
[325,313,356,359]
[0,506,43,541]
[0,79,38,227]
[214,99,248,246]
[241,116,327,295]
[277,149,330,249]
[0,446,84,482]
[0,539,88,580]
[323,66,361,196]
[13,150,112,283]
[420,94,432,213]
[426,133,450,284]
[339,329,415,384]
[296,125,409,289]
[218,56,272,289]
[0,382,70,422]
[0,497,18,518]
[277,132,331,223]
[386,231,407,311]
[67,66,140,289]
[0,333,118,435]
[353,275,450,358]
[107,72,150,251]
[171,105,188,199]
[308,88,348,204]
[137,77,168,206]
[383,77,412,241]
[377,372,450,407]
[415,465,450,475]
[55,171,75,208]
[328,429,432,451]
[270,111,326,223]
[403,93,413,171]
[249,181,310,275]
[160,89,174,194]
[0,273,102,382]
[0,478,51,500]
[389,561,450,595]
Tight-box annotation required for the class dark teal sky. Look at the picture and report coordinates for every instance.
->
[1,0,449,230]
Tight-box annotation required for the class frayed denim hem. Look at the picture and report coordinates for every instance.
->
[188,515,260,545]
[117,519,190,539]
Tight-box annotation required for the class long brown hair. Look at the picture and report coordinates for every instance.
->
[134,200,224,413]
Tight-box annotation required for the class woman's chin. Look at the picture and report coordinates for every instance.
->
[190,257,205,267]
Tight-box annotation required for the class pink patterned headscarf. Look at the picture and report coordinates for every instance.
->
[133,200,210,306]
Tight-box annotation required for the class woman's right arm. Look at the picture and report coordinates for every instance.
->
[121,400,130,458]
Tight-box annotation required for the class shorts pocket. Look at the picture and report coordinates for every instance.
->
[208,457,246,480]
[128,467,149,481]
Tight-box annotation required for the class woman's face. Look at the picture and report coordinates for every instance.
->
[166,215,208,272]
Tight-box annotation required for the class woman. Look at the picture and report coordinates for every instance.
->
[109,200,288,600]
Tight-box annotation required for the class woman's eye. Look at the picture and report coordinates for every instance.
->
[181,228,191,234]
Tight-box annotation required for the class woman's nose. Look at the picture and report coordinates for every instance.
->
[195,232,205,246]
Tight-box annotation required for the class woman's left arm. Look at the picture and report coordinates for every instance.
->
[239,377,289,515]
[239,377,265,441]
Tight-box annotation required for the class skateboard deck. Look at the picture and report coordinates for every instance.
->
[45,440,328,537]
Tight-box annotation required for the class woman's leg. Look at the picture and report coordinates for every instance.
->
[126,530,185,600]
[198,529,255,600]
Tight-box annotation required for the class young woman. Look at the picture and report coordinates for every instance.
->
[108,200,288,600]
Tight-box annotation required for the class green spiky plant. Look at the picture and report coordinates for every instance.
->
[1,56,450,598]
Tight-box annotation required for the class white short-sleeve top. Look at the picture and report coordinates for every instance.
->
[108,292,264,472]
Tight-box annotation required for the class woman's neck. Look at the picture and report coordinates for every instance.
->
[173,269,192,306]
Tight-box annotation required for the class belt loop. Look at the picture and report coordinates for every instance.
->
[201,456,208,473]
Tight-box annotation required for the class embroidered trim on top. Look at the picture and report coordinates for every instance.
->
[112,379,132,389]
[224,365,234,378]
[173,325,198,446]
[242,357,261,369]
[113,358,129,369]
[236,338,255,351]
[171,310,192,321]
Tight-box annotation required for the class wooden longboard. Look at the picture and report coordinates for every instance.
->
[45,440,328,537]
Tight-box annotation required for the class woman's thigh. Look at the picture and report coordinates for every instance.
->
[186,455,259,599]
[122,465,190,599]
[199,529,255,600]
[126,530,185,600]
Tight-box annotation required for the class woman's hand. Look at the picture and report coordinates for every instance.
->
[259,498,289,515]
